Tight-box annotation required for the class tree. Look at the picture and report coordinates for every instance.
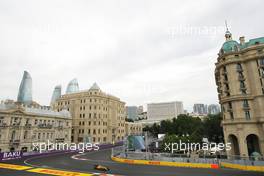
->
[144,113,223,143]
[203,113,224,143]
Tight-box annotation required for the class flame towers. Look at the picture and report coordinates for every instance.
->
[17,71,32,105]
[50,85,62,105]
[66,78,79,94]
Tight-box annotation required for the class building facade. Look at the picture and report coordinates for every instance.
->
[0,100,72,152]
[207,104,220,115]
[125,122,143,136]
[193,104,207,115]
[147,101,184,121]
[125,106,138,120]
[215,30,264,157]
[54,83,126,144]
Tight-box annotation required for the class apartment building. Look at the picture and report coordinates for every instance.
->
[54,82,126,144]
[215,29,264,157]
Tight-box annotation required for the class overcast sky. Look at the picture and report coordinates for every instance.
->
[0,0,263,111]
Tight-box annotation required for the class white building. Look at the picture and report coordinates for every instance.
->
[193,103,207,115]
[207,104,220,115]
[147,101,184,121]
[126,106,139,120]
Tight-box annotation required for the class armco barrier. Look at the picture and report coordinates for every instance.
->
[220,162,264,172]
[111,156,219,169]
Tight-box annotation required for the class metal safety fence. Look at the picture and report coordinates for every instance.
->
[111,145,264,166]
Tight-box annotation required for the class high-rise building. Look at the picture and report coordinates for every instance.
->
[215,29,264,157]
[207,104,220,115]
[66,78,79,94]
[193,104,207,115]
[50,85,62,106]
[17,71,32,105]
[137,106,144,114]
[54,82,126,144]
[147,101,184,121]
[126,106,138,120]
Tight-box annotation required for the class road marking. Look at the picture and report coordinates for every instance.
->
[71,149,117,164]
[0,163,32,170]
[27,168,93,176]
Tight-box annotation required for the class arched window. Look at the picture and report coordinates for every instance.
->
[234,45,239,52]
[260,58,264,65]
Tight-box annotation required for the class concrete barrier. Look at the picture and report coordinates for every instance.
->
[221,162,264,172]
[111,156,219,169]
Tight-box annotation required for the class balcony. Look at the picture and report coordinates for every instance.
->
[236,67,243,72]
[240,87,247,91]
[24,123,32,129]
[226,108,233,112]
[11,123,20,128]
[243,106,250,110]
[222,118,257,125]
[0,123,7,128]
[222,71,228,75]
[238,75,245,81]
[224,89,230,93]
[55,138,65,143]
[223,79,229,83]
[9,139,20,146]
[38,124,53,129]
[57,126,63,130]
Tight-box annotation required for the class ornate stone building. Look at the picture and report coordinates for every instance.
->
[0,100,72,152]
[54,82,126,144]
[125,122,143,136]
[215,29,264,158]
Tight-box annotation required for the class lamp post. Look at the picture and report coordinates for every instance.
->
[145,131,148,160]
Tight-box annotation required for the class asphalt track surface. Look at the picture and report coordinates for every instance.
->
[1,148,264,176]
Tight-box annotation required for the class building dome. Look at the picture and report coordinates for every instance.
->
[221,40,240,52]
[220,28,240,53]
[66,78,79,94]
[89,82,100,91]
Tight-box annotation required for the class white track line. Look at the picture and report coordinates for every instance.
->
[23,148,121,175]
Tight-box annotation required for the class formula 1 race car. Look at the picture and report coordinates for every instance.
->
[94,164,110,171]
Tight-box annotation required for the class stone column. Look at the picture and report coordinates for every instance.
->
[238,133,248,158]
[260,124,264,155]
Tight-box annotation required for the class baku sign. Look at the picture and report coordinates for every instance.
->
[0,151,22,161]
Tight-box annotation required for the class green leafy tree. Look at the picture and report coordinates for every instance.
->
[144,113,223,144]
[203,113,224,143]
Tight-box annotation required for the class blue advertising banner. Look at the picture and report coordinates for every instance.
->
[0,151,22,161]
